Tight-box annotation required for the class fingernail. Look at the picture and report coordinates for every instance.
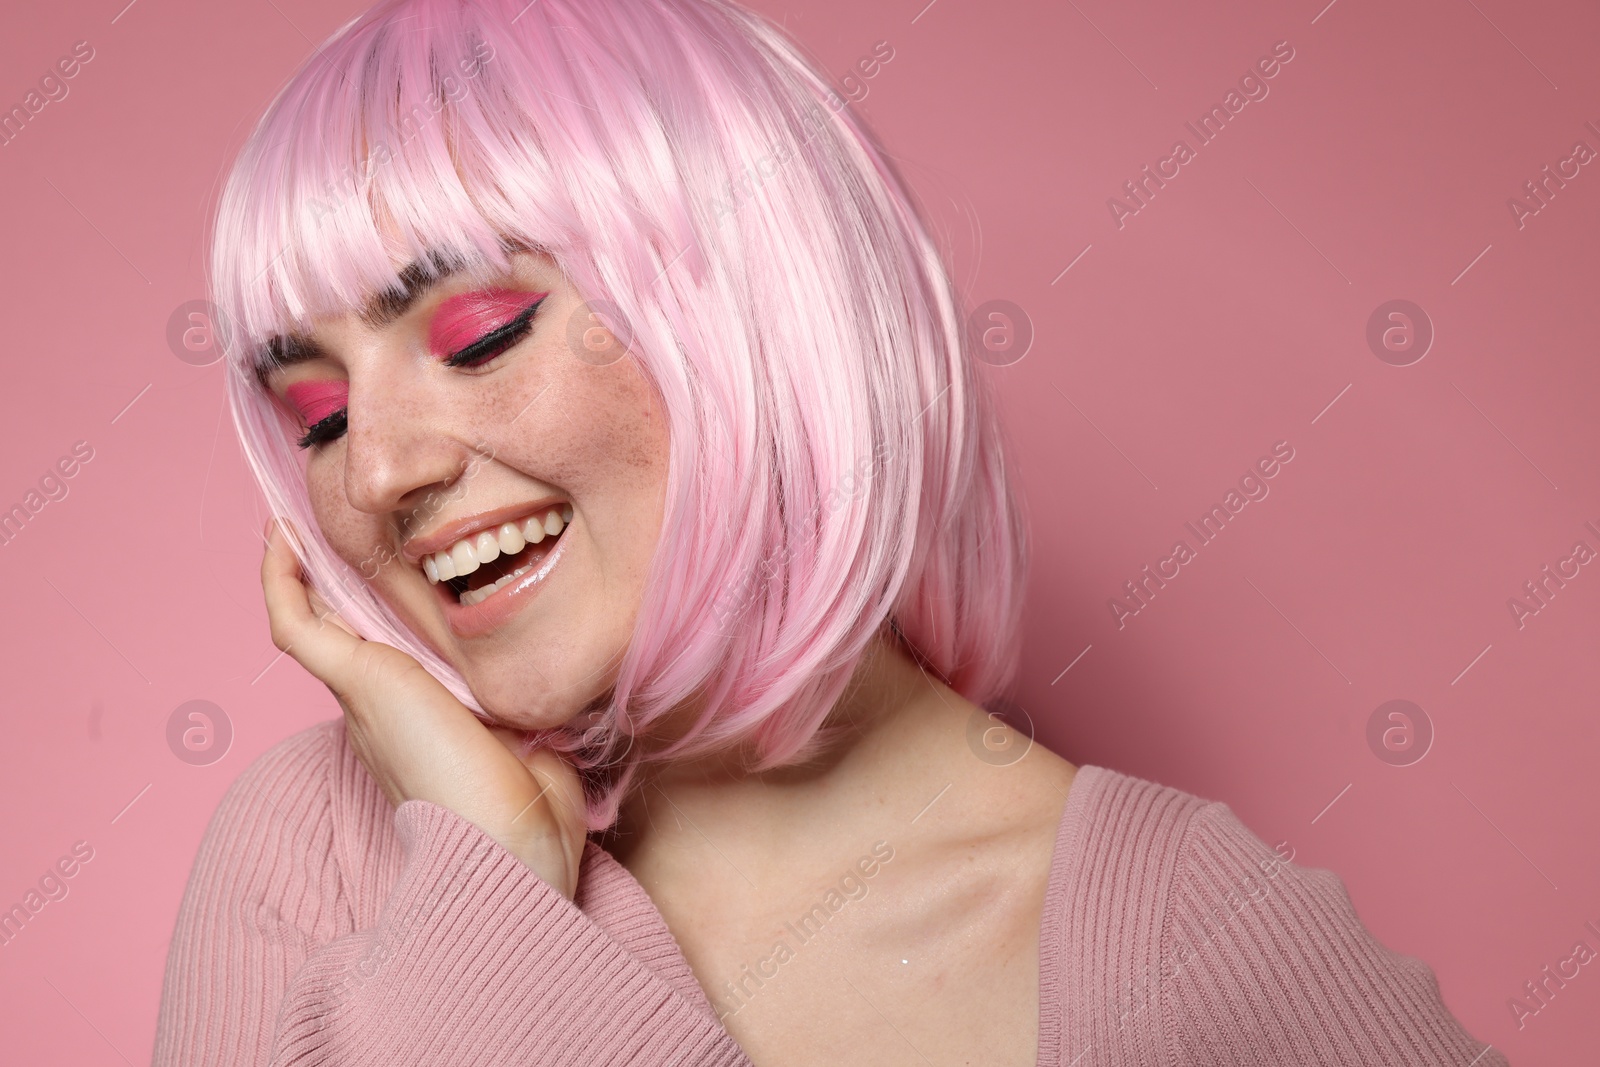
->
[263,517,277,539]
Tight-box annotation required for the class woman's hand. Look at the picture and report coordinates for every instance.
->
[260,517,588,899]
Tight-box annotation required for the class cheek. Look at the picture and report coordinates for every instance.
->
[305,465,385,576]
[305,467,347,546]
[533,365,669,597]
[604,376,671,571]
[521,354,669,496]
[580,376,671,567]
[623,376,669,475]
[592,363,670,485]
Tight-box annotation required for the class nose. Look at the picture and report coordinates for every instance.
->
[340,370,474,518]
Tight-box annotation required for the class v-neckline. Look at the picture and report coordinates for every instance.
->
[572,765,1105,1067]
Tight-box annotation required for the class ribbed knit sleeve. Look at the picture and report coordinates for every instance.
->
[152,721,350,1066]
[152,721,751,1066]
[267,799,751,1065]
[1157,801,1509,1066]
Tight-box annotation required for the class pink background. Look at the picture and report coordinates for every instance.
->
[1,0,1596,1062]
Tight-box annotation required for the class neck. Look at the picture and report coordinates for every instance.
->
[598,628,965,869]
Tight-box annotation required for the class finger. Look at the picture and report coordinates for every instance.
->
[261,518,367,683]
[306,587,363,640]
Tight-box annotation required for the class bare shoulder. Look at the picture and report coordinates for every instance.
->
[941,708,1079,853]
[875,692,1081,918]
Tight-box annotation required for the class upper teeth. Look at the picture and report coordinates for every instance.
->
[421,503,572,585]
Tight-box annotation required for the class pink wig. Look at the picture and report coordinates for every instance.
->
[211,0,1029,828]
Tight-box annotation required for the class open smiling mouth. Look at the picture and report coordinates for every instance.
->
[421,503,572,606]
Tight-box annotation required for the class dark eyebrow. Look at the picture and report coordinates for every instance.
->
[254,247,469,386]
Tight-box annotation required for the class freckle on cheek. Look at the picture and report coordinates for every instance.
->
[307,476,365,570]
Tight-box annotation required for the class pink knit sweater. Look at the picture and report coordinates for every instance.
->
[152,719,1507,1065]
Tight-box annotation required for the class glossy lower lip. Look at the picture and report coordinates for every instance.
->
[436,522,570,638]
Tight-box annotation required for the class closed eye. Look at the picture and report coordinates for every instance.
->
[292,296,547,450]
[297,408,347,449]
[443,295,547,368]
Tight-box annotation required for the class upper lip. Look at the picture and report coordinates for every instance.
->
[401,497,567,566]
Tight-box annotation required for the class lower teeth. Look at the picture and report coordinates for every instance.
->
[459,560,539,607]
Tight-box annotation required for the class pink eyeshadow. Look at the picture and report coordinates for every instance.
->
[283,380,348,425]
[428,287,549,358]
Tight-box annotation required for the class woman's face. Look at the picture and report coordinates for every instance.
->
[260,249,670,729]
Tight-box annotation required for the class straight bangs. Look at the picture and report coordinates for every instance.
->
[210,0,1029,828]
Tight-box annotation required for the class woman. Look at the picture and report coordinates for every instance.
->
[153,0,1507,1063]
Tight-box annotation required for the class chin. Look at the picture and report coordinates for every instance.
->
[454,640,622,734]
[371,559,627,735]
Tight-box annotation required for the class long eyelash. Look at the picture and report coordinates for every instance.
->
[444,295,547,368]
[297,408,346,449]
